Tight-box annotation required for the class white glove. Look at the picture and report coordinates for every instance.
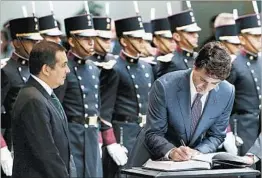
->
[99,143,103,158]
[1,147,13,176]
[107,143,128,166]
[223,132,238,155]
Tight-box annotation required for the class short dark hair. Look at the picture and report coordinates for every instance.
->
[29,41,66,75]
[194,41,231,80]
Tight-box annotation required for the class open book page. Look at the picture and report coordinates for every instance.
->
[143,159,211,171]
[192,152,249,168]
[191,152,223,163]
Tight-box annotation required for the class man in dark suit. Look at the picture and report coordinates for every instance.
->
[12,41,76,178]
[128,41,234,167]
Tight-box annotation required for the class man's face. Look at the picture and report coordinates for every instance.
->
[16,39,38,58]
[223,42,241,55]
[155,36,176,54]
[43,35,61,44]
[49,51,70,88]
[192,67,221,94]
[242,34,262,53]
[125,36,144,55]
[180,31,199,49]
[94,36,111,54]
[71,36,94,57]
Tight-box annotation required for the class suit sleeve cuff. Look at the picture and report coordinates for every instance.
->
[102,128,117,145]
[246,153,260,163]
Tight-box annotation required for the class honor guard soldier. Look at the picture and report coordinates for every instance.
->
[158,9,201,77]
[227,13,261,158]
[100,16,154,178]
[39,14,63,44]
[90,16,116,70]
[149,17,175,78]
[1,17,42,153]
[214,13,241,63]
[213,13,244,155]
[139,22,158,79]
[54,14,103,178]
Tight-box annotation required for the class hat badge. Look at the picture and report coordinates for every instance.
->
[106,23,110,29]
[87,15,91,20]
[34,17,38,22]
[190,12,194,17]
[54,20,58,27]
[88,20,92,26]
[35,24,38,30]
[191,16,195,22]
[139,22,143,28]
[106,18,110,23]
[138,17,142,22]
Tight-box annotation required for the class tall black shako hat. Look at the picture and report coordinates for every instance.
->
[93,16,112,39]
[168,9,201,33]
[64,14,97,38]
[9,17,43,40]
[39,14,62,36]
[115,16,145,38]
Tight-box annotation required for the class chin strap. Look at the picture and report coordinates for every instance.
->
[17,37,30,59]
[71,34,94,57]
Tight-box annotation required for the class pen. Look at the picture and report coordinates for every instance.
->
[180,139,186,146]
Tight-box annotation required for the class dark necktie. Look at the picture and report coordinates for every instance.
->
[51,92,65,118]
[191,93,203,136]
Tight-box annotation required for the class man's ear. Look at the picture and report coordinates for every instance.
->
[173,32,181,42]
[12,40,20,49]
[152,37,159,47]
[119,37,127,47]
[68,37,75,48]
[41,64,50,77]
[239,35,246,46]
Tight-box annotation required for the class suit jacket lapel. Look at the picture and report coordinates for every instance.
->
[189,87,219,146]
[27,76,70,139]
[177,70,192,143]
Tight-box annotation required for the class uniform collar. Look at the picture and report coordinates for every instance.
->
[176,47,194,58]
[94,53,106,61]
[241,49,258,60]
[120,50,139,63]
[68,50,86,65]
[12,52,29,66]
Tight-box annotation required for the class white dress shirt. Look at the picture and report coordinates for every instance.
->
[31,75,53,96]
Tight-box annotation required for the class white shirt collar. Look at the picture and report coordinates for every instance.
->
[189,71,209,112]
[31,75,53,96]
[230,54,237,63]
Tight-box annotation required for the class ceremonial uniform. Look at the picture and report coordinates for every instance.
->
[1,17,42,151]
[54,14,102,178]
[158,10,201,77]
[100,16,154,178]
[227,14,261,157]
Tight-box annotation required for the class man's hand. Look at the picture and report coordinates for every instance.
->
[169,146,200,161]
[242,155,255,165]
[1,146,13,176]
[107,143,128,166]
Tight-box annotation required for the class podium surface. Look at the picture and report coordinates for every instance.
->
[121,167,260,178]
